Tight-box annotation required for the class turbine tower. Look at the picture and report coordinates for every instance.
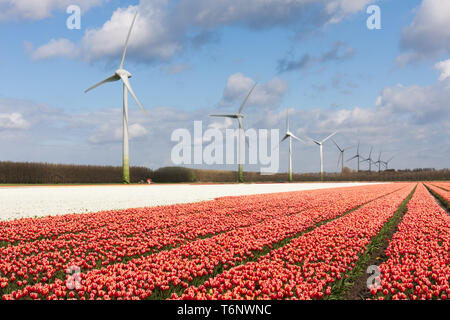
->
[305,132,337,181]
[361,146,374,172]
[382,156,395,170]
[347,141,361,172]
[374,151,383,173]
[331,138,353,174]
[85,11,145,184]
[210,83,257,183]
[279,110,305,182]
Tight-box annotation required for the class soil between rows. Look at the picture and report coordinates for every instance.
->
[341,184,417,300]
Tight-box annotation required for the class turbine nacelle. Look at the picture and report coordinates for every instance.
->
[115,69,132,79]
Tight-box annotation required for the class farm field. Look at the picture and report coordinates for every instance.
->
[0,182,449,300]
[0,182,380,220]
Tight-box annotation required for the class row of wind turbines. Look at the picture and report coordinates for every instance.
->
[277,110,395,182]
[84,11,394,184]
[211,86,395,182]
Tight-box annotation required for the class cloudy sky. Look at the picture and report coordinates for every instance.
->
[0,0,449,173]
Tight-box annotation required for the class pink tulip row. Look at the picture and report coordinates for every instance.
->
[175,184,415,300]
[426,184,450,206]
[0,190,320,244]
[373,184,450,300]
[0,184,401,299]
[1,184,409,300]
[431,182,450,192]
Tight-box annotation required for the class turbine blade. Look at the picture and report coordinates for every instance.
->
[120,11,138,69]
[321,131,337,143]
[236,117,249,147]
[347,155,358,162]
[331,138,342,152]
[291,134,305,144]
[286,109,289,132]
[281,134,289,142]
[237,117,244,130]
[85,74,119,93]
[120,74,145,112]
[238,83,257,114]
[305,135,320,145]
[210,114,237,118]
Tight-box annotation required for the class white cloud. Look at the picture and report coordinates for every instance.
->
[164,63,191,75]
[28,0,376,63]
[27,38,79,60]
[176,0,377,28]
[1,65,449,171]
[221,73,288,109]
[0,113,30,129]
[0,0,107,21]
[399,0,450,63]
[325,0,378,24]
[88,123,148,144]
[435,59,450,81]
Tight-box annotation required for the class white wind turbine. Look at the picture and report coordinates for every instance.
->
[210,83,257,183]
[374,151,383,173]
[84,12,145,184]
[305,132,337,181]
[361,146,374,172]
[331,138,354,174]
[347,141,361,172]
[279,110,305,182]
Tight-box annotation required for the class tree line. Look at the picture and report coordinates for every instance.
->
[0,161,448,184]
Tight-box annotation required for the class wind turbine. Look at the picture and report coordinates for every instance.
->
[331,139,353,174]
[374,151,383,173]
[210,83,257,183]
[361,146,374,172]
[279,110,305,182]
[85,11,145,184]
[347,141,361,172]
[382,156,395,170]
[305,132,337,181]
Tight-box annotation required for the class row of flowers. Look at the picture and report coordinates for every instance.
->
[431,182,450,192]
[1,184,409,299]
[426,184,450,205]
[0,190,320,244]
[174,185,415,300]
[373,184,450,300]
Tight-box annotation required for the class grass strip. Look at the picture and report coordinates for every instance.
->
[327,184,417,300]
[426,185,450,212]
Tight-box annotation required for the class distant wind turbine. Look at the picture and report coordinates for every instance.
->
[347,141,361,172]
[279,110,305,182]
[331,138,354,174]
[374,151,383,173]
[361,146,374,172]
[210,83,257,183]
[84,11,145,184]
[305,132,337,181]
[382,156,395,170]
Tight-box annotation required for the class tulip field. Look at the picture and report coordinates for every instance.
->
[0,182,449,300]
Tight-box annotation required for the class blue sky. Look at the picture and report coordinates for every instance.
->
[0,0,449,173]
